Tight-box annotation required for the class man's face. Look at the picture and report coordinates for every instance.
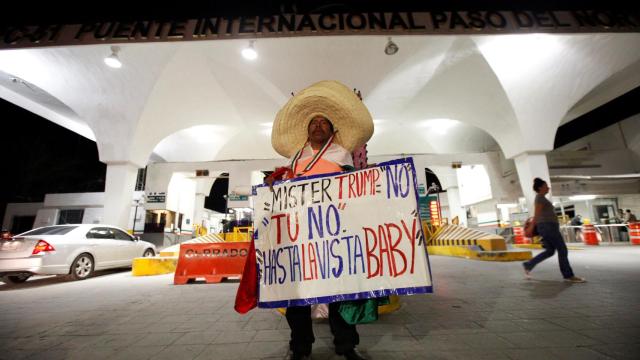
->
[308,116,333,144]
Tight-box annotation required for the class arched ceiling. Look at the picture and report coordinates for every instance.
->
[0,33,639,165]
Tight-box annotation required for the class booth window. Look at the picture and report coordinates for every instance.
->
[58,209,84,224]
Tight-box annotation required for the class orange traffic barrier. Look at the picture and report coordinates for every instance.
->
[630,223,640,245]
[582,224,599,246]
[513,226,531,244]
[174,242,250,284]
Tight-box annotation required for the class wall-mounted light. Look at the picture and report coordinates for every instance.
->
[104,46,122,68]
[242,40,258,60]
[384,37,399,55]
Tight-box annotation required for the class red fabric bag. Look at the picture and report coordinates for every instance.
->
[235,166,291,314]
[234,239,258,314]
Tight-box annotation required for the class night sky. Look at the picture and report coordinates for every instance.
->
[0,99,106,223]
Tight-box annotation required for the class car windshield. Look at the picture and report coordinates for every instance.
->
[19,226,78,236]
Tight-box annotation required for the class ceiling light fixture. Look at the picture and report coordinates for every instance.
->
[384,37,399,55]
[569,195,597,201]
[104,46,122,68]
[242,40,258,60]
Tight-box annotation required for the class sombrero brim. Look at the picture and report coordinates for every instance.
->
[272,80,374,158]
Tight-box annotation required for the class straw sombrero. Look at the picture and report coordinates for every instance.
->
[271,80,374,158]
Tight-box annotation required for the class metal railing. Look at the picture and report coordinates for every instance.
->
[560,224,630,243]
[497,224,632,244]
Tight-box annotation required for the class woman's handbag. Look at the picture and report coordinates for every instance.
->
[524,217,537,238]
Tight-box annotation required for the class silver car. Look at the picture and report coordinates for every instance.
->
[0,224,156,284]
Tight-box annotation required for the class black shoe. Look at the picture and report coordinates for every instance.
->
[341,349,367,360]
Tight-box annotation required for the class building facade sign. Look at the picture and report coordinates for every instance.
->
[146,192,166,204]
[228,192,249,201]
[2,10,639,49]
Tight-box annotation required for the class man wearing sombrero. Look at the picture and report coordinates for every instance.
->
[268,80,374,360]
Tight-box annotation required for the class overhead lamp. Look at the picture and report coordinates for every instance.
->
[497,203,518,208]
[104,46,122,68]
[242,40,258,60]
[569,195,597,201]
[384,37,399,55]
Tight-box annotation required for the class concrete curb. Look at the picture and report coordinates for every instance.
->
[514,244,584,250]
[427,246,533,261]
[131,256,178,276]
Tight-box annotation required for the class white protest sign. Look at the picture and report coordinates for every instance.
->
[253,157,432,308]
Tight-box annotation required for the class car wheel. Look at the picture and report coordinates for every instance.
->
[2,273,32,284]
[69,253,94,280]
[143,248,155,257]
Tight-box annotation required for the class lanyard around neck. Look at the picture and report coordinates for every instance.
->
[290,133,335,176]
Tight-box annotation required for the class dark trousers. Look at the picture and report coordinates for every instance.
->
[285,302,359,355]
[524,222,575,279]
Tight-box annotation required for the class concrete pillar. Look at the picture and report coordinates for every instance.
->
[227,168,253,209]
[103,162,139,230]
[412,160,428,193]
[446,186,467,227]
[193,178,215,229]
[193,194,206,229]
[514,152,551,215]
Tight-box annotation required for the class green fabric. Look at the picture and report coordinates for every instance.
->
[377,296,391,306]
[338,297,390,325]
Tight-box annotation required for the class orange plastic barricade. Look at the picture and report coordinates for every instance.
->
[582,224,599,246]
[513,226,531,244]
[174,242,251,285]
[630,223,640,245]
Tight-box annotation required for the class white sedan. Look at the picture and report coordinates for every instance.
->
[0,224,156,284]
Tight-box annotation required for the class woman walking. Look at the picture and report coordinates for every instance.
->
[523,178,585,283]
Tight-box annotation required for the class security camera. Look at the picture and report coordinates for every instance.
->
[385,38,399,55]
